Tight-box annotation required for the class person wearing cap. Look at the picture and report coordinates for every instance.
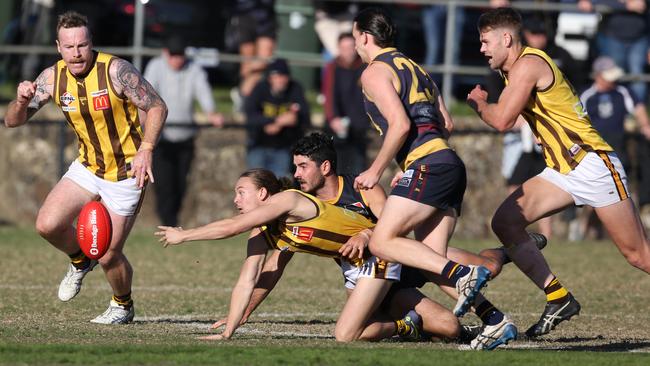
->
[581,56,650,172]
[468,7,650,339]
[144,35,224,227]
[574,56,650,238]
[243,58,311,177]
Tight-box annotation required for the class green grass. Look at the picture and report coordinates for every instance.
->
[1,226,650,365]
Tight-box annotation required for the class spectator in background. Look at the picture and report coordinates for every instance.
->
[228,0,277,111]
[522,16,584,89]
[244,58,310,177]
[321,33,369,174]
[580,0,649,103]
[582,56,650,171]
[421,3,465,75]
[144,35,224,227]
[570,56,650,240]
[314,1,358,59]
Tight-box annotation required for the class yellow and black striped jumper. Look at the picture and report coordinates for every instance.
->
[53,51,143,182]
[261,190,375,267]
[507,47,613,175]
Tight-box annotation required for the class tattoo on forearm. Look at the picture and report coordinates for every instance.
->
[28,67,53,110]
[114,59,164,111]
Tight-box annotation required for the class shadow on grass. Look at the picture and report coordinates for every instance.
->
[523,335,650,352]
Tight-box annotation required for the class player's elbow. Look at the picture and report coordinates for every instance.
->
[492,119,516,133]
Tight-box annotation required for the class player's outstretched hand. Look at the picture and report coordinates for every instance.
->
[155,226,185,247]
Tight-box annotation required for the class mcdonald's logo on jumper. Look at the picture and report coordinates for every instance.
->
[91,89,111,111]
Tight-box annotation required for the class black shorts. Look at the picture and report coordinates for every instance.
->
[507,152,546,186]
[391,149,466,215]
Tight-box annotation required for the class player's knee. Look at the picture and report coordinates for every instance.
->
[35,213,64,239]
[367,237,382,256]
[491,217,521,248]
[480,255,503,278]
[434,312,461,339]
[621,248,650,274]
[98,249,126,268]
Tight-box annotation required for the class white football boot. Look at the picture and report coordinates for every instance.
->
[58,260,98,301]
[453,265,491,317]
[469,315,518,350]
[90,299,135,324]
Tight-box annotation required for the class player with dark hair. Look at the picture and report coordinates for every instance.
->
[467,6,650,337]
[5,11,167,324]
[156,168,462,342]
[351,7,490,322]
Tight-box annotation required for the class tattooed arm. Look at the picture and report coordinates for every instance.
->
[109,58,168,188]
[5,67,54,127]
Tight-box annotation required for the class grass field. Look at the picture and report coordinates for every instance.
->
[2,225,650,365]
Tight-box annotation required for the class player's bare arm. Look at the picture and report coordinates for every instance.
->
[5,66,54,127]
[110,58,168,187]
[213,247,295,330]
[203,234,269,340]
[156,191,303,246]
[468,56,550,131]
[434,83,454,137]
[354,63,410,190]
[338,184,386,259]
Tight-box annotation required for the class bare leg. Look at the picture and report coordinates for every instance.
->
[335,277,392,342]
[595,199,650,273]
[386,288,460,340]
[492,176,573,289]
[369,196,453,274]
[35,178,95,255]
[98,207,137,296]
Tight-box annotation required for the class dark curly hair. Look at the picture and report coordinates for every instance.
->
[353,7,396,48]
[239,169,292,194]
[291,132,337,172]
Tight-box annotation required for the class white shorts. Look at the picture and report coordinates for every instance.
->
[340,256,402,290]
[538,151,629,208]
[63,160,144,216]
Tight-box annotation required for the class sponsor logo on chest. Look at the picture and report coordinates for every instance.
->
[291,226,314,242]
[60,92,77,112]
[91,89,111,111]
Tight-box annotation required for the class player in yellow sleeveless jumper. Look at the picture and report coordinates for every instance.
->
[156,169,452,342]
[5,11,167,324]
[467,7,650,337]
[207,135,464,344]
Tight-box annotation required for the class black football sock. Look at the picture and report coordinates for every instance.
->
[442,261,471,284]
[474,299,505,326]
[112,292,133,309]
[69,250,91,270]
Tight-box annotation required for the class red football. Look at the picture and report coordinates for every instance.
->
[77,201,112,260]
